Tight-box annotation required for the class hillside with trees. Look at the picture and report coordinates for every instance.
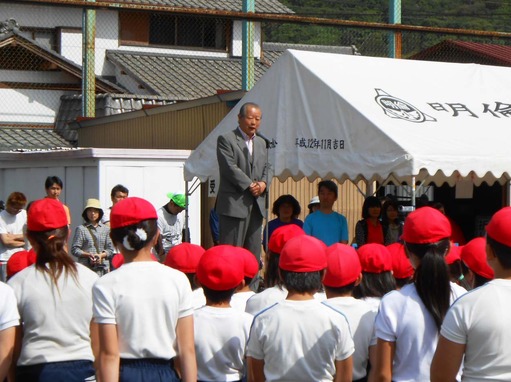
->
[264,0,511,57]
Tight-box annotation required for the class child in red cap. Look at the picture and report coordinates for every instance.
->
[230,247,260,311]
[193,245,253,381]
[323,243,378,382]
[92,197,196,382]
[353,243,396,310]
[387,243,414,289]
[247,235,354,381]
[460,237,494,289]
[164,242,206,309]
[245,224,306,315]
[373,207,466,381]
[432,207,511,381]
[8,198,99,382]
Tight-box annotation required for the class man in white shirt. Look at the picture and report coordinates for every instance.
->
[0,192,28,282]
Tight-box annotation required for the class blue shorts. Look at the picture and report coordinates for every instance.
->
[120,358,179,382]
[16,360,95,382]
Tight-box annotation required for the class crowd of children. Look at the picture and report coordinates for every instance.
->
[2,192,511,381]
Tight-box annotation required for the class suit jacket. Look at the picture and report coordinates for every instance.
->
[216,128,272,219]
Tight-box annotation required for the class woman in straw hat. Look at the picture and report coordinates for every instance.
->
[8,198,99,381]
[71,198,114,276]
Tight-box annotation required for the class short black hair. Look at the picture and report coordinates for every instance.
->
[361,196,381,219]
[486,235,511,269]
[202,285,236,304]
[239,102,261,117]
[111,184,129,198]
[353,271,396,299]
[272,194,301,217]
[45,176,63,190]
[318,180,338,198]
[323,282,356,296]
[279,268,324,294]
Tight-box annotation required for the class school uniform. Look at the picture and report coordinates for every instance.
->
[374,282,465,381]
[247,299,354,382]
[9,264,98,382]
[93,261,193,381]
[194,306,253,381]
[441,279,511,381]
[325,297,377,381]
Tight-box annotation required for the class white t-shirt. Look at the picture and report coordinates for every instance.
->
[0,209,27,261]
[157,207,183,254]
[93,261,193,359]
[247,299,354,382]
[0,281,19,331]
[325,297,377,380]
[441,279,511,381]
[194,306,253,381]
[8,263,98,365]
[245,286,287,315]
[245,286,325,315]
[375,282,465,382]
[230,290,255,312]
[192,287,206,310]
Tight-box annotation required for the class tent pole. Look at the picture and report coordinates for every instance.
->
[411,176,416,209]
[183,181,191,243]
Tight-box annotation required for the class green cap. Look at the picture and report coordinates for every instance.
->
[167,193,187,208]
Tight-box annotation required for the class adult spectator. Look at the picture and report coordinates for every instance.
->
[102,184,129,226]
[216,102,272,262]
[262,194,303,250]
[71,198,115,276]
[44,176,71,225]
[355,196,385,247]
[0,192,28,282]
[157,193,186,255]
[303,180,349,246]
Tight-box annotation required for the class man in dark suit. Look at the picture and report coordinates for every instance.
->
[216,102,272,262]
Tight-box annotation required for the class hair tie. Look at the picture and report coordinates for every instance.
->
[122,236,134,251]
[135,228,147,241]
[48,235,56,241]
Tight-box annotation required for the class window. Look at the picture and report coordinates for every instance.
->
[120,12,228,50]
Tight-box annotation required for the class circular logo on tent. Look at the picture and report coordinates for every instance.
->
[375,89,436,123]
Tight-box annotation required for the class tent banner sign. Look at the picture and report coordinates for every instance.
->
[295,138,344,150]
[376,88,511,123]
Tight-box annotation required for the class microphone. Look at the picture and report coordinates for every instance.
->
[257,132,272,148]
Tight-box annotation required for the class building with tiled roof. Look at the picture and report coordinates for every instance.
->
[410,40,511,67]
[0,124,73,151]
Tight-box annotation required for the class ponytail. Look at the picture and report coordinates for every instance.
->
[27,226,78,287]
[406,239,450,331]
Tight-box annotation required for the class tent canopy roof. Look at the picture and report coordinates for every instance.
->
[184,50,511,187]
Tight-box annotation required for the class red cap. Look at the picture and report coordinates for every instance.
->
[27,198,68,231]
[445,244,462,265]
[196,245,245,290]
[387,243,414,279]
[279,235,327,272]
[486,207,511,247]
[241,249,259,278]
[7,249,36,278]
[402,207,451,244]
[268,224,305,254]
[357,243,392,273]
[111,252,158,269]
[110,197,157,229]
[461,237,494,279]
[164,243,205,273]
[323,244,361,287]
[111,253,124,269]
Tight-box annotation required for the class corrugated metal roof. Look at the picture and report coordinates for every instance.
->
[107,50,271,100]
[55,93,176,144]
[410,40,511,66]
[16,0,293,13]
[0,125,74,151]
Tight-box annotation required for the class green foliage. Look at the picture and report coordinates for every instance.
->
[263,0,511,57]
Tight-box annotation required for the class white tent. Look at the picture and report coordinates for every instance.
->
[184,49,511,192]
